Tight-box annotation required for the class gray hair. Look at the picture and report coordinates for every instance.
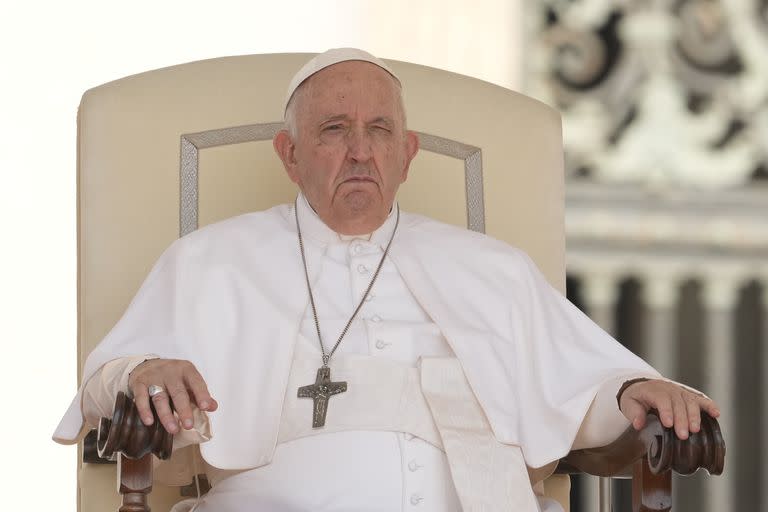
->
[283,81,309,138]
[283,74,408,139]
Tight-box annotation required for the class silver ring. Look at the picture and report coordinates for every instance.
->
[148,384,166,398]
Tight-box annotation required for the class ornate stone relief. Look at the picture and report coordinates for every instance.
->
[523,0,768,282]
[525,0,768,189]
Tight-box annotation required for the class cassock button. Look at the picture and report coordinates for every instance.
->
[357,264,369,274]
[352,244,363,255]
[375,339,389,350]
[410,494,424,505]
[364,293,374,302]
[371,315,382,323]
[408,459,422,472]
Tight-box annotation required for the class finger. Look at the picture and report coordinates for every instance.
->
[151,391,179,434]
[685,395,702,433]
[701,398,721,418]
[167,383,194,430]
[653,395,674,429]
[671,394,690,440]
[623,399,648,430]
[131,382,154,426]
[183,367,217,412]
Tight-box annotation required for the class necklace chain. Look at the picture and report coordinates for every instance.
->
[295,198,400,367]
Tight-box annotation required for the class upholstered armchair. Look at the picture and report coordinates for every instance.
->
[70,53,725,511]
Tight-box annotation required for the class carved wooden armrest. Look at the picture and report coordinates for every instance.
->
[555,410,725,512]
[96,391,174,461]
[85,391,174,512]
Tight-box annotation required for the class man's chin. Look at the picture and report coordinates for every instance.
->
[340,190,374,209]
[333,188,385,215]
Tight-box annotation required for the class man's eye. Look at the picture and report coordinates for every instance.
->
[324,124,343,131]
[372,126,391,132]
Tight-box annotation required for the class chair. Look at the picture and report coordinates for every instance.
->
[70,53,724,511]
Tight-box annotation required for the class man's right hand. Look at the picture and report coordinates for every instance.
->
[128,359,218,434]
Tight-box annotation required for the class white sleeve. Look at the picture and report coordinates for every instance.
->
[571,373,656,450]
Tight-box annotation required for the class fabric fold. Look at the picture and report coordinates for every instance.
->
[421,357,541,511]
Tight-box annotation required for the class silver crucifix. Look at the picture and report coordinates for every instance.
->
[297,367,348,428]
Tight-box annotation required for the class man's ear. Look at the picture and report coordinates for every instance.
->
[400,130,420,182]
[273,130,300,184]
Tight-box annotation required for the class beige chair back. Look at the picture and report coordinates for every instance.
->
[76,53,566,511]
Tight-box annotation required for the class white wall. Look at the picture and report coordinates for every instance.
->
[0,1,520,509]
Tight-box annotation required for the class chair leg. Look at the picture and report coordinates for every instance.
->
[117,452,153,512]
[632,458,672,512]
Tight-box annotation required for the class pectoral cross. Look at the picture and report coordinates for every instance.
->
[297,367,348,428]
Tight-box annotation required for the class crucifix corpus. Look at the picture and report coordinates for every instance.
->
[297,367,348,428]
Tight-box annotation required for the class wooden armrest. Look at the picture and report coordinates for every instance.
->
[83,391,174,512]
[555,410,725,478]
[96,391,173,461]
[556,411,725,512]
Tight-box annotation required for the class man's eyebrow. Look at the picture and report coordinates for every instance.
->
[318,115,394,126]
[319,114,348,125]
[369,117,394,126]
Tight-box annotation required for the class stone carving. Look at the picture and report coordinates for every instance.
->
[526,0,768,188]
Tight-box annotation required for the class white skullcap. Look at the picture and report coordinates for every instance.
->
[283,48,400,115]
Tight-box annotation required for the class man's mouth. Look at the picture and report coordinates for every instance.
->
[342,176,376,183]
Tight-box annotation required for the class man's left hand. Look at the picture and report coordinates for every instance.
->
[619,379,720,440]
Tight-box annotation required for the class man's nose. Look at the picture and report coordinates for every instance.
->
[346,128,373,162]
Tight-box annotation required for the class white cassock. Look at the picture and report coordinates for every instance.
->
[54,194,660,511]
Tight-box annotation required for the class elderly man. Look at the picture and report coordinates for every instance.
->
[54,49,719,512]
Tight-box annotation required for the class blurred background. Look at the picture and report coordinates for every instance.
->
[1,0,764,510]
[526,2,767,511]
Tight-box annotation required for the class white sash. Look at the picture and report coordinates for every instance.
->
[420,357,541,511]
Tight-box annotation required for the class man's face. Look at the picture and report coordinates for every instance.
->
[274,61,419,235]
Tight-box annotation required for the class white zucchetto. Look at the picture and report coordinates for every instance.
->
[283,48,401,115]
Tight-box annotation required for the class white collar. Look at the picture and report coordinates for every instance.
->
[295,193,398,250]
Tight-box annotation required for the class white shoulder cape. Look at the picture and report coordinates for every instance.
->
[53,204,657,469]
